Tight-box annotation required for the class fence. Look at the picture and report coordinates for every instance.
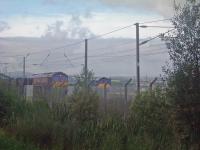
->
[0,73,166,115]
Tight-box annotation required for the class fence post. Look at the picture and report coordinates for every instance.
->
[149,77,158,93]
[104,83,108,115]
[88,80,94,95]
[124,78,132,119]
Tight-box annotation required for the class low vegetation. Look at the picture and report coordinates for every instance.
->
[0,0,200,149]
[0,85,177,150]
[0,129,40,150]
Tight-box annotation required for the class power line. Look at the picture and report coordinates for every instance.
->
[84,40,134,53]
[13,36,168,66]
[87,45,167,59]
[48,41,167,62]
[27,43,168,65]
[33,47,169,66]
[0,40,84,59]
[29,40,85,55]
[140,29,175,46]
[29,61,82,69]
[87,18,172,40]
[92,50,168,63]
[40,52,51,66]
[8,24,136,57]
[64,52,75,68]
[0,18,172,58]
[74,50,169,65]
[139,18,172,24]
[88,24,135,41]
[0,18,173,70]
[26,40,136,62]
[26,48,169,73]
[0,39,166,60]
[140,25,174,29]
[19,24,136,56]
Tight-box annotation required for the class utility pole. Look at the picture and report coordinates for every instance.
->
[23,56,26,99]
[85,39,88,92]
[135,23,140,94]
[23,57,25,79]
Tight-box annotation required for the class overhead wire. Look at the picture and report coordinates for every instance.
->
[28,41,168,65]
[26,39,167,69]
[15,23,136,57]
[1,18,174,72]
[3,23,136,58]
[139,18,172,24]
[35,46,169,66]
[87,24,135,41]
[63,52,75,68]
[0,18,172,59]
[140,28,175,46]
[38,50,169,68]
[29,40,85,55]
[40,52,51,66]
[140,25,174,29]
[44,41,167,63]
[26,40,135,62]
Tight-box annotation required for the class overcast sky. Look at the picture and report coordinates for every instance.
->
[0,0,188,77]
[0,0,180,38]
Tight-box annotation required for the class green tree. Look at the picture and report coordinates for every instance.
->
[65,68,100,149]
[73,67,95,94]
[129,90,176,150]
[163,0,200,149]
[68,67,99,123]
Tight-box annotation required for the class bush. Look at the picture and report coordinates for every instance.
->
[128,89,177,150]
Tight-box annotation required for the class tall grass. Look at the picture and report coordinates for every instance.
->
[0,80,183,150]
[0,129,40,150]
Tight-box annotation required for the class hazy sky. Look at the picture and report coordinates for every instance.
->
[0,0,181,38]
[0,0,187,77]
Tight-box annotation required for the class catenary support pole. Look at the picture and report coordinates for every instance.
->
[85,39,88,92]
[23,56,26,99]
[135,23,140,95]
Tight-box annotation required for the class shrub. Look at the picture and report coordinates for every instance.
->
[128,89,177,150]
